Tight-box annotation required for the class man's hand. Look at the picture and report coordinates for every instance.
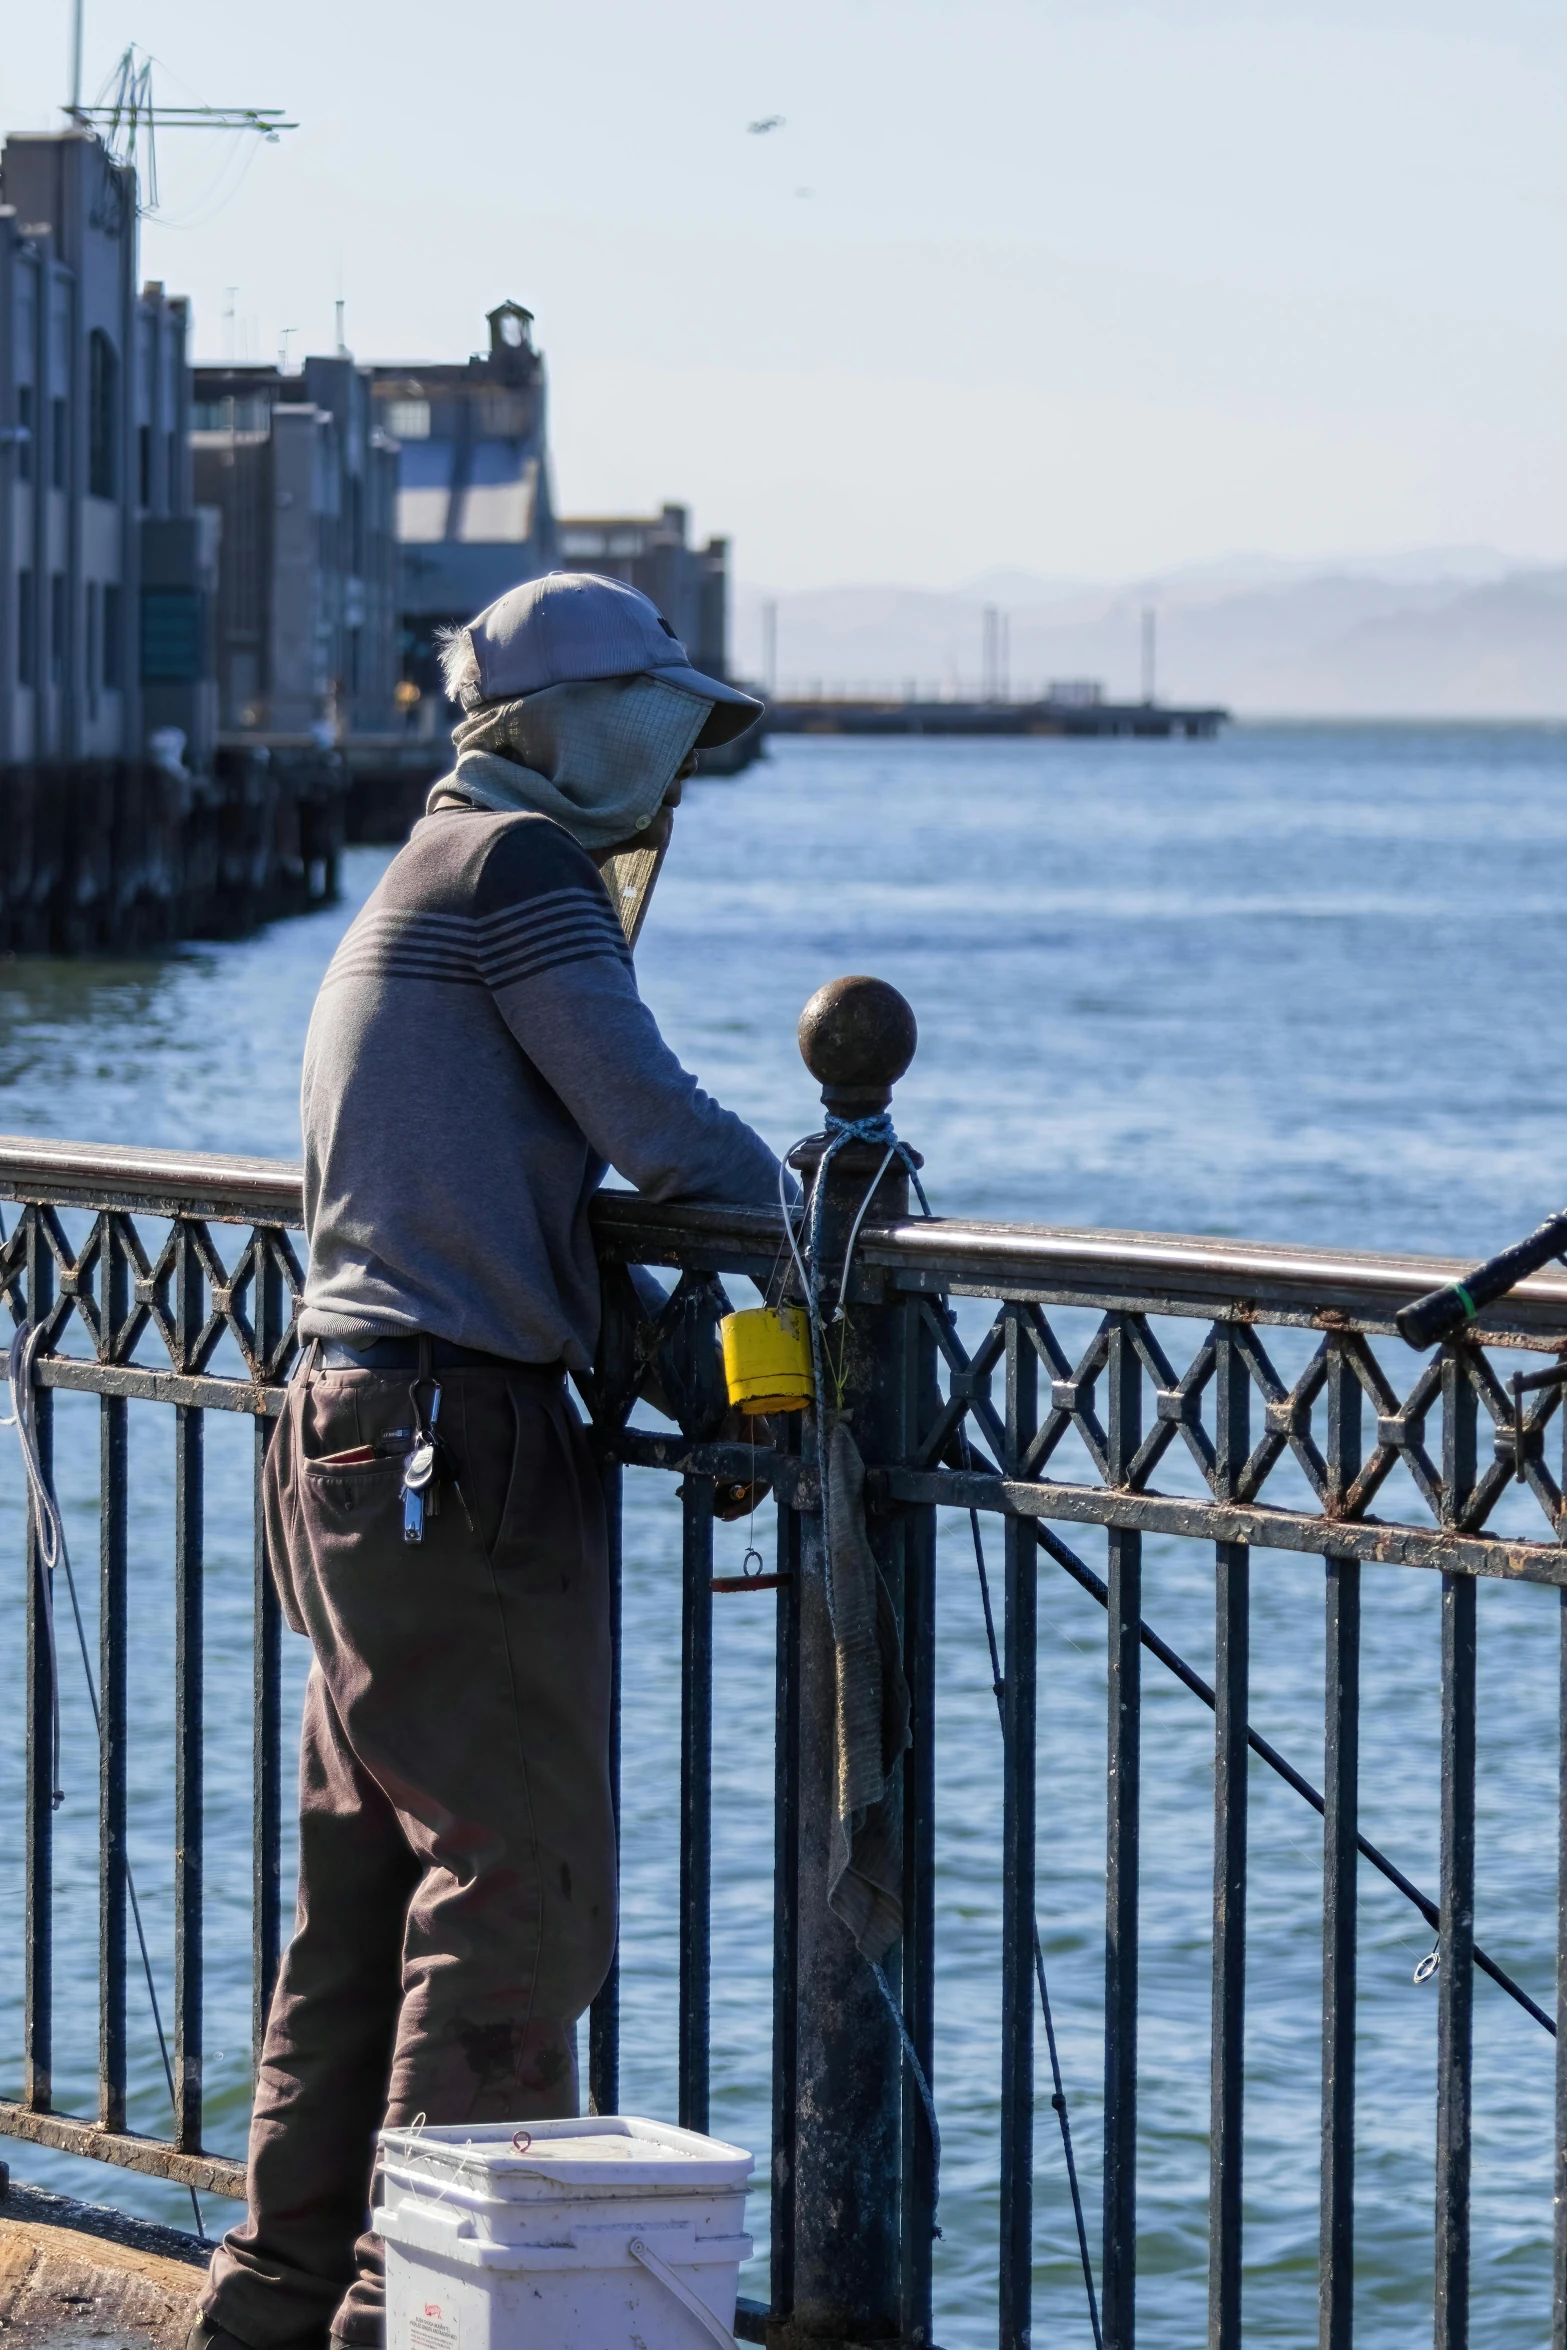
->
[713,1408,775,1522]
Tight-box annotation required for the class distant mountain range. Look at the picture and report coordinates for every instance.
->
[733,551,1567,717]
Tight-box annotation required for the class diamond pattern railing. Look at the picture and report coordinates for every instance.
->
[889,1293,1564,1575]
[0,1201,304,1408]
[2,1140,1567,2350]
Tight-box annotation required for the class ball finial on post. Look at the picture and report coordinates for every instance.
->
[797,975,918,1114]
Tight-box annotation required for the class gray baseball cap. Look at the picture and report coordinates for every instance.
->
[465,571,764,748]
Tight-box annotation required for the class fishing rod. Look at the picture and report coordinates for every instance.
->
[1396,1209,1567,1350]
[1397,1209,1567,1479]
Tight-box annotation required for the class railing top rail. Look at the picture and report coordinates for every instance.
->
[5,1135,1567,1342]
[0,1135,304,1225]
[591,1193,1567,1344]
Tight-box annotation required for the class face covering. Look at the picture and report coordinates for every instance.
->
[428,673,710,854]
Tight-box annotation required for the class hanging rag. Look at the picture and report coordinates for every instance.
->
[824,1415,912,1962]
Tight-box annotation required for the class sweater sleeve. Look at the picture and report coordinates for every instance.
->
[475,818,793,1210]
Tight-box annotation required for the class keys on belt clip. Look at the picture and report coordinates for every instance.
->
[402,1381,443,1544]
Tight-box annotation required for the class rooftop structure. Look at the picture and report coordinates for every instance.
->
[365,302,558,702]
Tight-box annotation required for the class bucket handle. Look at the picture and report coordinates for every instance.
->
[626,2236,739,2350]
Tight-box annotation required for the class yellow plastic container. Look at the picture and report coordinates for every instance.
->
[720,1306,816,1415]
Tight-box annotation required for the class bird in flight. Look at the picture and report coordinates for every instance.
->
[747,115,785,134]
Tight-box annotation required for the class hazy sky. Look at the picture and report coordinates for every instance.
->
[7,0,1566,587]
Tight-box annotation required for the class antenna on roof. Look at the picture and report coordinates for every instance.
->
[67,44,297,214]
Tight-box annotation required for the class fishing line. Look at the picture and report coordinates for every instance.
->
[958,1429,1101,2349]
[1025,1509,1555,2039]
[2,1317,208,2240]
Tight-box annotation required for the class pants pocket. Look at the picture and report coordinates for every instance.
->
[491,1388,590,1597]
[268,1372,423,1632]
[262,1408,309,1636]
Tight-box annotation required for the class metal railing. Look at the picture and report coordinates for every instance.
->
[2,987,1566,2349]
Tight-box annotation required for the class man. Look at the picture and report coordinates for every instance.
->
[194,572,784,2350]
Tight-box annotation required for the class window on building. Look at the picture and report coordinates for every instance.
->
[86,582,100,717]
[49,572,66,685]
[16,386,33,483]
[385,399,431,441]
[191,395,270,434]
[89,331,119,498]
[103,584,122,688]
[141,587,201,681]
[166,430,178,503]
[17,570,35,685]
[52,397,67,490]
[478,394,529,438]
[139,423,152,507]
[15,275,37,396]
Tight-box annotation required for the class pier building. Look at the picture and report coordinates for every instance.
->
[0,128,348,950]
[0,129,202,774]
[191,357,400,737]
[365,301,559,710]
[0,186,749,935]
[767,688,1227,738]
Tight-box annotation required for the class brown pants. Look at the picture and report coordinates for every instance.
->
[202,1353,616,2349]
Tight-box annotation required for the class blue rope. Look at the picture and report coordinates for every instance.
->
[802,1111,933,1290]
[780,1111,932,1575]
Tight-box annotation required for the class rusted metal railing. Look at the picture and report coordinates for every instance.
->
[3,980,1566,2349]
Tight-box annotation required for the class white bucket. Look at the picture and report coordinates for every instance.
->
[375,2114,753,2350]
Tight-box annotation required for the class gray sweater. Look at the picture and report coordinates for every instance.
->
[299,806,788,1368]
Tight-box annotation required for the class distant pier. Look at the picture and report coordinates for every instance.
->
[766,694,1228,739]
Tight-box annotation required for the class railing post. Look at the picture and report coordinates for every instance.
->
[173,1221,205,2154]
[772,1413,804,2324]
[1210,1325,1251,2350]
[252,1232,285,2076]
[24,1204,54,2117]
[680,1469,714,2135]
[1320,1338,1361,2350]
[1103,1314,1143,2350]
[588,1266,640,2121]
[780,975,925,2350]
[999,1303,1038,2350]
[1555,1581,1567,2350]
[100,1214,129,2134]
[589,1448,622,2117]
[899,1304,939,2347]
[1435,1356,1478,2350]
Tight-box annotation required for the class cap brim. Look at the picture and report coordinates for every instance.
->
[652,662,766,748]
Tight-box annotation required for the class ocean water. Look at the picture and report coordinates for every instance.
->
[1,724,1566,2346]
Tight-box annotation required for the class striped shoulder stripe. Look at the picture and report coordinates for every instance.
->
[473,883,620,932]
[322,949,486,991]
[474,899,628,949]
[480,938,632,990]
[320,887,631,991]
